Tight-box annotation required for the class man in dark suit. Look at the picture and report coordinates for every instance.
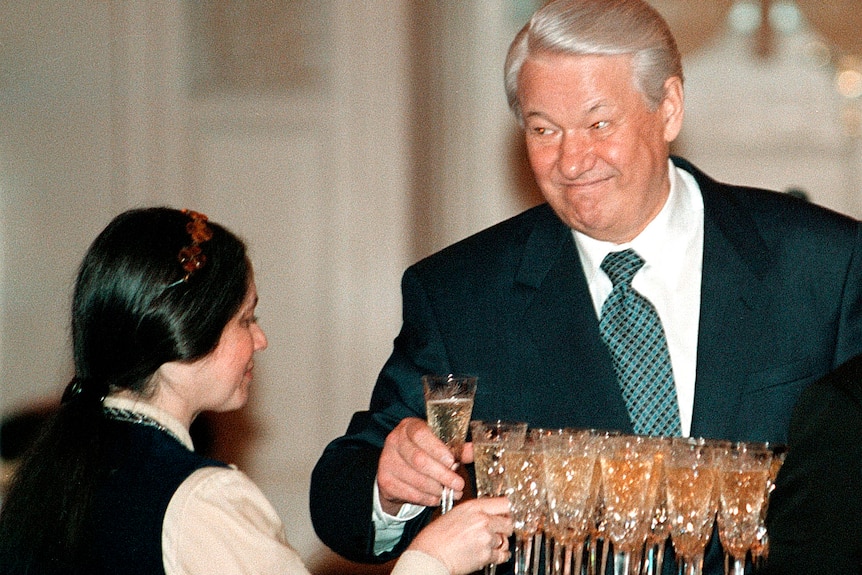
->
[762,354,862,573]
[310,0,862,573]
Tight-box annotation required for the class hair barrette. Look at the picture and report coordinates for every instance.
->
[167,209,213,287]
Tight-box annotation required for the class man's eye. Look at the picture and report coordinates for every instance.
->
[592,120,610,130]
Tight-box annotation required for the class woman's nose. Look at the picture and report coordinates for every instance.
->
[253,324,268,351]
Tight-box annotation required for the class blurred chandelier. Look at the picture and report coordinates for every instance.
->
[650,0,862,135]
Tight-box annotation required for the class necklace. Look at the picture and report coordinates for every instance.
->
[103,406,185,446]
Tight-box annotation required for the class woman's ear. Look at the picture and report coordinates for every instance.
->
[152,360,201,402]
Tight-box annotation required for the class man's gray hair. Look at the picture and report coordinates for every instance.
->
[504,0,683,123]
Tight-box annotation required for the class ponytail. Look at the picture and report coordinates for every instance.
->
[0,379,109,573]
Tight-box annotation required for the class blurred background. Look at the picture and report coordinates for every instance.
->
[2,1,861,572]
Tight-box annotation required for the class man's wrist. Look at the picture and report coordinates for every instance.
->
[373,479,425,523]
[372,479,426,555]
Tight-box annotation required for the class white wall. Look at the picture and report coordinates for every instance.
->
[678,6,862,217]
[1,2,117,415]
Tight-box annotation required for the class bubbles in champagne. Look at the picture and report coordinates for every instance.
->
[665,466,719,559]
[426,397,473,459]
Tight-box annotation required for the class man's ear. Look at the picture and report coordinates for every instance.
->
[660,76,685,143]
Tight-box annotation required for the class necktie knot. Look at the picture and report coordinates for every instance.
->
[601,248,644,287]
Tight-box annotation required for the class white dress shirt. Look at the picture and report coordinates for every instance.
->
[572,159,703,436]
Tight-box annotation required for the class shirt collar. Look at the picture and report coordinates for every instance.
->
[103,395,195,450]
[574,159,702,281]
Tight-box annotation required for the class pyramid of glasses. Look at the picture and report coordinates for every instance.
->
[470,421,786,575]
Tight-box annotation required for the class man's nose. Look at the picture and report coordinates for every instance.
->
[558,131,595,178]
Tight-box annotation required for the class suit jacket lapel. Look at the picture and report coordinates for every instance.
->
[681,159,772,439]
[515,207,633,431]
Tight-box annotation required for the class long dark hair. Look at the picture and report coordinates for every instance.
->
[0,207,250,573]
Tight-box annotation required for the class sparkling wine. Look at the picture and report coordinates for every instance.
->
[474,443,510,497]
[718,468,769,557]
[543,453,597,534]
[665,466,719,559]
[503,448,545,535]
[426,397,473,459]
[600,456,654,550]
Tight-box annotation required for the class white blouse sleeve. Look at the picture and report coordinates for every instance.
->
[390,550,450,575]
[162,466,311,575]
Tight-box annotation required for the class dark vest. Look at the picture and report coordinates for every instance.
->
[83,420,227,574]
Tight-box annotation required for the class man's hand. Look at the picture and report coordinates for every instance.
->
[376,417,468,515]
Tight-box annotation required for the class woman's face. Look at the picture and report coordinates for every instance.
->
[186,277,268,415]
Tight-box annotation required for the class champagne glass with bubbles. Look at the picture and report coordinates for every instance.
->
[599,435,656,575]
[472,420,529,575]
[503,434,547,575]
[423,374,477,514]
[665,438,720,575]
[716,443,772,575]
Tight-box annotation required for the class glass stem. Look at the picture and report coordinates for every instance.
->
[677,554,704,575]
[600,540,610,575]
[612,551,632,575]
[563,542,573,575]
[551,538,564,575]
[573,540,585,575]
[587,538,598,575]
[654,543,665,575]
[514,534,533,575]
[534,532,544,575]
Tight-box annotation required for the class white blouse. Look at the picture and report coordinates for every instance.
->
[103,397,448,575]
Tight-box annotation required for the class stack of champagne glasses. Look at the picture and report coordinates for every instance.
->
[468,422,786,575]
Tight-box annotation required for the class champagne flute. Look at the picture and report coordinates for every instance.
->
[503,435,547,575]
[665,438,719,575]
[528,428,567,575]
[641,436,671,575]
[599,435,655,575]
[584,429,622,575]
[540,429,600,575]
[423,374,477,514]
[716,443,772,575]
[472,419,529,575]
[750,443,787,567]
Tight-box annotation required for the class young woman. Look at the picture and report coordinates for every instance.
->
[0,207,512,575]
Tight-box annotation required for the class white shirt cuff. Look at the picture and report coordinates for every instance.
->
[371,479,425,555]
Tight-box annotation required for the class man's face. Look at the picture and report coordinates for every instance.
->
[517,52,684,243]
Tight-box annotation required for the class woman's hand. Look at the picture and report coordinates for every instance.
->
[407,496,513,575]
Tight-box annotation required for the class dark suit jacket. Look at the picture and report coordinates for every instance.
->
[310,157,862,572]
[763,353,862,574]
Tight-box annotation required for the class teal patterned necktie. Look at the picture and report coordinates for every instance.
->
[599,249,682,436]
